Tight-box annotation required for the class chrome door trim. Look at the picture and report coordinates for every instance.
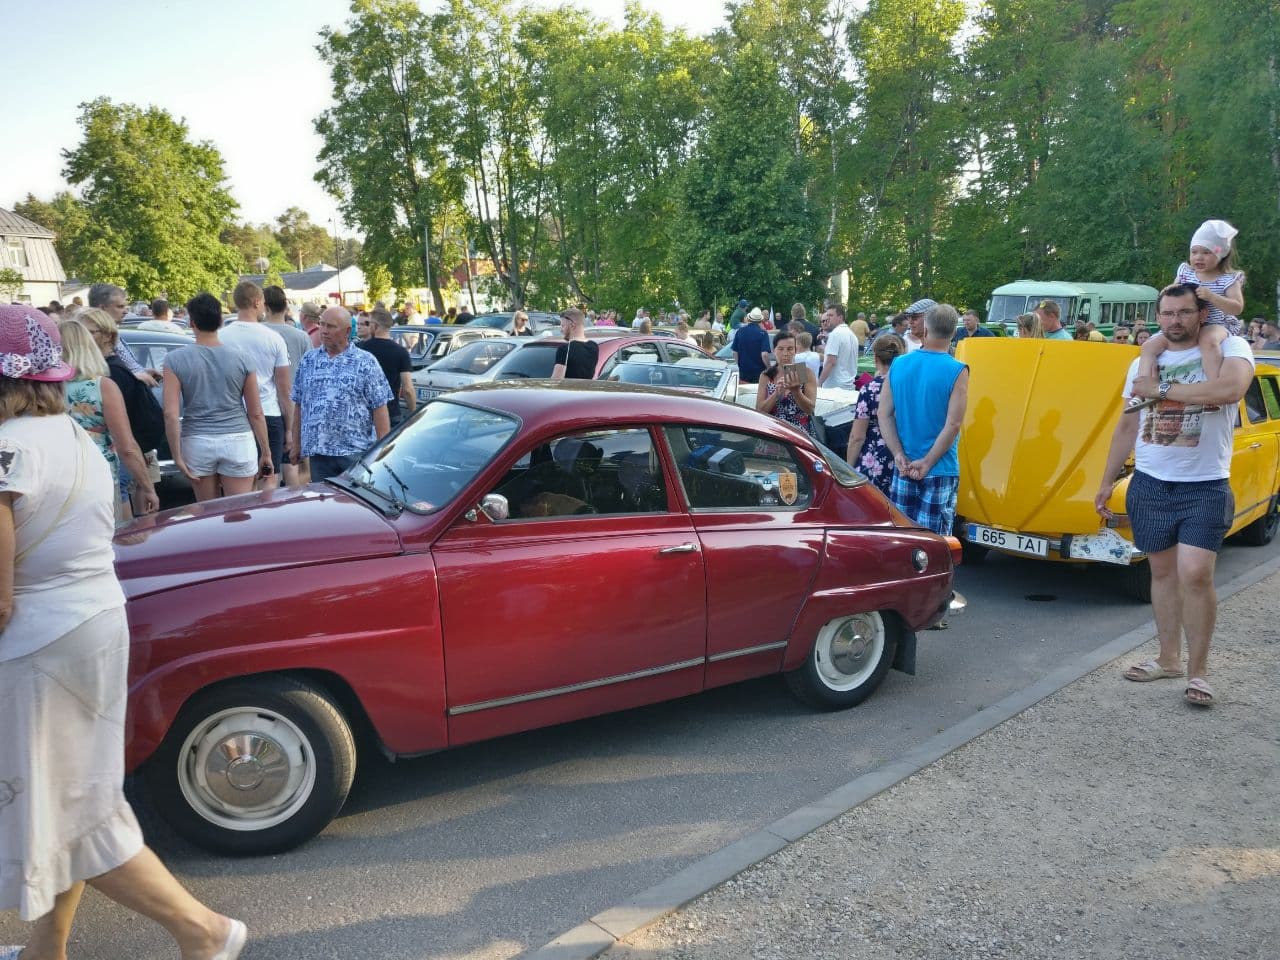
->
[448,657,705,716]
[706,640,788,663]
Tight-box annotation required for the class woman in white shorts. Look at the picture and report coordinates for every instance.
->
[0,306,246,959]
[163,293,271,502]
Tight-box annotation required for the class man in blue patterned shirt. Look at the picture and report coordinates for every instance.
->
[289,306,393,482]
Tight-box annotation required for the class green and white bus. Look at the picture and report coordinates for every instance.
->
[987,280,1159,336]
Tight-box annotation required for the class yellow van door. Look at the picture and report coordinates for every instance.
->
[1228,378,1279,534]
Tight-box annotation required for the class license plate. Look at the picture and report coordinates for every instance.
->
[966,524,1048,557]
[416,387,437,402]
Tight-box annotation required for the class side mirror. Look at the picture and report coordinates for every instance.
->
[480,493,509,521]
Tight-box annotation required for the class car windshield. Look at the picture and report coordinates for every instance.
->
[465,315,510,330]
[429,339,516,374]
[492,344,559,379]
[353,400,519,513]
[607,360,724,393]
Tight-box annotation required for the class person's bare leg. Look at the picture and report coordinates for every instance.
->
[218,473,255,497]
[281,462,302,487]
[87,846,237,960]
[1177,543,1218,701]
[189,475,221,502]
[1140,547,1183,672]
[20,882,85,960]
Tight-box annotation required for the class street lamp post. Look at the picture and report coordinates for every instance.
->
[330,216,343,306]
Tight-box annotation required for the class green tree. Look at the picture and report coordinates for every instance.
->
[221,221,291,274]
[316,0,461,311]
[0,268,23,301]
[61,98,241,299]
[274,206,335,271]
[843,0,966,307]
[671,48,825,310]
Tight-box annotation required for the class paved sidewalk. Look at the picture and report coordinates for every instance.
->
[605,572,1280,960]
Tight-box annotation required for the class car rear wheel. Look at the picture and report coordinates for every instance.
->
[785,611,898,710]
[142,676,356,856]
[1238,495,1280,546]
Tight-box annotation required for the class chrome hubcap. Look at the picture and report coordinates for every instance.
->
[177,708,316,831]
[815,613,884,691]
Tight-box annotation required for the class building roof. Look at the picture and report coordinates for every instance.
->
[240,268,342,291]
[0,207,56,239]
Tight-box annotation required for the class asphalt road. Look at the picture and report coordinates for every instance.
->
[6,536,1278,960]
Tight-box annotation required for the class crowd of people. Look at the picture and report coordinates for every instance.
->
[0,214,1268,958]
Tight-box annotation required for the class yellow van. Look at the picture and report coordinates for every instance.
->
[953,338,1280,599]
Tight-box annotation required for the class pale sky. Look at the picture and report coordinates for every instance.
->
[1,0,729,233]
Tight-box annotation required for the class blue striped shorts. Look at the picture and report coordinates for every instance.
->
[1126,470,1233,553]
[889,472,960,536]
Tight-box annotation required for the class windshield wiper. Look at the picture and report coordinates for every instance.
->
[326,471,402,515]
[375,460,413,506]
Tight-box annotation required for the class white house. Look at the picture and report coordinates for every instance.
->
[0,207,66,305]
[239,263,366,309]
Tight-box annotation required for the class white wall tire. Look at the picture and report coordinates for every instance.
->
[785,611,898,709]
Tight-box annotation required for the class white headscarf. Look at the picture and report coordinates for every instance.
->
[1190,219,1238,260]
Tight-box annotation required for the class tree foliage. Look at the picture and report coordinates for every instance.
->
[60,98,242,299]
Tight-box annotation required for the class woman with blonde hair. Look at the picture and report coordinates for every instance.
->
[59,317,158,519]
[1015,312,1044,339]
[0,307,246,960]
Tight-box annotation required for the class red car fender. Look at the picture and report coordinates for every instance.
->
[781,528,955,672]
[125,554,446,771]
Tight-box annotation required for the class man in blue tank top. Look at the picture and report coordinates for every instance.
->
[878,303,969,536]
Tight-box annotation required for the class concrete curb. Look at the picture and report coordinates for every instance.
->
[524,552,1280,960]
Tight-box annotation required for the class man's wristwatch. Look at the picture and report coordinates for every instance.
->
[1158,381,1172,401]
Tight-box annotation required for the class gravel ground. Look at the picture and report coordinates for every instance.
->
[608,572,1280,960]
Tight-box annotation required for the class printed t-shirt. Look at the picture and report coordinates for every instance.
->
[0,415,125,661]
[1124,335,1254,482]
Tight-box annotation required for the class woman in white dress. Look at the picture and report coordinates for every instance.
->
[0,306,245,959]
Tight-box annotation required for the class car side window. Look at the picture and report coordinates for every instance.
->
[1244,379,1268,424]
[661,343,703,363]
[662,426,811,511]
[1261,377,1280,421]
[490,428,668,519]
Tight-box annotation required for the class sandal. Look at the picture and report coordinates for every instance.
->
[0,947,24,960]
[1184,677,1216,707]
[1124,659,1184,682]
[212,920,247,960]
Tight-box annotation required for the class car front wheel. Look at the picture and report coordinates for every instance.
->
[785,611,898,710]
[142,676,356,856]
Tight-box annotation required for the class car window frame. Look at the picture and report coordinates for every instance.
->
[1243,378,1268,424]
[659,424,815,514]
[485,424,676,522]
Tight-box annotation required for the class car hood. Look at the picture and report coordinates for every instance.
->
[955,338,1137,534]
[113,484,402,599]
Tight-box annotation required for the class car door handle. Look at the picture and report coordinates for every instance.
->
[1250,442,1263,450]
[658,543,699,555]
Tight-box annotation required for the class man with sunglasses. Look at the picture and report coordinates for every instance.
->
[1094,283,1254,708]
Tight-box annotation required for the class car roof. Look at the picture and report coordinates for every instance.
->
[442,379,819,448]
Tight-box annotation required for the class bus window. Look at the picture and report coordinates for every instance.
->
[1124,303,1137,324]
[1100,303,1112,326]
[989,295,1027,324]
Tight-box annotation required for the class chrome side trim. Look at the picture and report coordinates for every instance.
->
[706,641,789,663]
[448,657,705,716]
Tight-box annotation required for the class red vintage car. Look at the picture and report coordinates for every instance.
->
[117,381,963,854]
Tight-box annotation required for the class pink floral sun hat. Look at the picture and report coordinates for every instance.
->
[0,305,76,382]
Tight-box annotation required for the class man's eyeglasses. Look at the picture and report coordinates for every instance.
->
[1157,308,1199,320]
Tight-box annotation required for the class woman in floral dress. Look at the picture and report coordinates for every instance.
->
[59,317,157,518]
[846,334,904,495]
